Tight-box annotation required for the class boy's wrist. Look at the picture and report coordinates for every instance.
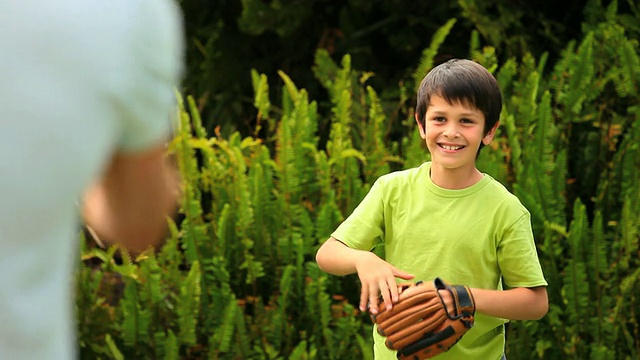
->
[353,250,377,272]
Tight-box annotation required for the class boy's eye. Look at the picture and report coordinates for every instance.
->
[433,117,446,122]
[460,118,473,124]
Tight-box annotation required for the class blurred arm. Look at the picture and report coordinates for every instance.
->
[82,143,179,252]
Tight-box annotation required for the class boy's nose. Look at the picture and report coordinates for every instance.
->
[443,125,460,138]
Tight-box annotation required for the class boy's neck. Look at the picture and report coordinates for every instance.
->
[429,164,484,190]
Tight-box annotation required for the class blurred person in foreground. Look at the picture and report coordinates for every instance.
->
[0,0,184,358]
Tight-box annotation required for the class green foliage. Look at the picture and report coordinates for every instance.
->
[180,0,602,138]
[76,3,640,359]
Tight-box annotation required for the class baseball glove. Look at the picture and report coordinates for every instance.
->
[371,278,475,359]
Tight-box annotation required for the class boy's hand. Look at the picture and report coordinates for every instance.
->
[372,278,476,360]
[355,252,414,314]
[437,286,455,317]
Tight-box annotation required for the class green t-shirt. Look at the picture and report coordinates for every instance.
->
[331,162,547,360]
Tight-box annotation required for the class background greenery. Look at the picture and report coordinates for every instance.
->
[76,0,640,359]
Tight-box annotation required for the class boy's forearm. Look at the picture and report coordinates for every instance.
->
[316,237,371,276]
[472,286,548,320]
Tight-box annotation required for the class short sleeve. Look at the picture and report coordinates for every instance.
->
[331,178,386,251]
[497,212,548,288]
[117,0,184,152]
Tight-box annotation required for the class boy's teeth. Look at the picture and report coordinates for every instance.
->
[442,145,462,150]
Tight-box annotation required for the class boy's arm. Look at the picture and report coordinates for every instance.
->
[316,237,414,314]
[471,286,548,320]
[438,284,548,320]
[82,143,179,253]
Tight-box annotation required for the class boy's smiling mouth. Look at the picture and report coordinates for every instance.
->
[439,144,465,151]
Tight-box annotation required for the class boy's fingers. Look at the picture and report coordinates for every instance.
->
[359,283,369,312]
[390,279,400,303]
[368,293,379,314]
[379,280,393,311]
[368,282,382,314]
[392,268,415,280]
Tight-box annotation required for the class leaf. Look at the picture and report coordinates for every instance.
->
[412,18,457,88]
[105,334,124,360]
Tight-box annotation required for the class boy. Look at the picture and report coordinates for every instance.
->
[316,59,548,359]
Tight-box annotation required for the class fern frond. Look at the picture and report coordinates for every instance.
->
[164,330,179,360]
[412,18,457,89]
[278,69,300,102]
[612,266,640,347]
[251,70,272,132]
[402,126,430,169]
[326,89,354,165]
[186,95,207,139]
[550,40,576,105]
[139,251,163,307]
[605,0,619,21]
[177,261,201,346]
[545,221,569,238]
[615,37,640,96]
[289,340,309,360]
[289,89,320,198]
[240,242,266,284]
[565,33,595,115]
[589,212,609,280]
[362,85,394,182]
[469,30,481,58]
[502,112,523,180]
[536,52,549,79]
[235,301,252,358]
[180,221,205,265]
[209,296,237,354]
[525,91,564,225]
[312,49,340,91]
[105,334,125,360]
[317,277,333,352]
[121,278,140,348]
[314,190,343,242]
[619,197,640,268]
[267,265,295,349]
[215,203,232,260]
[516,71,540,134]
[332,55,352,106]
[276,102,301,202]
[562,200,590,325]
[292,204,315,254]
[249,162,269,254]
[232,147,255,239]
[587,211,609,344]
[496,57,518,95]
[620,266,640,295]
[327,148,367,165]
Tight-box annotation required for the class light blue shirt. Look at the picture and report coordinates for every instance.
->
[0,1,183,358]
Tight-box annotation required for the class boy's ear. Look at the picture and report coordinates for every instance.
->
[415,113,426,139]
[482,121,500,145]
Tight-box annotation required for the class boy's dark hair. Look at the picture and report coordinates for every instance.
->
[415,59,502,136]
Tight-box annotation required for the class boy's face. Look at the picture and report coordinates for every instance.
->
[416,95,498,173]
